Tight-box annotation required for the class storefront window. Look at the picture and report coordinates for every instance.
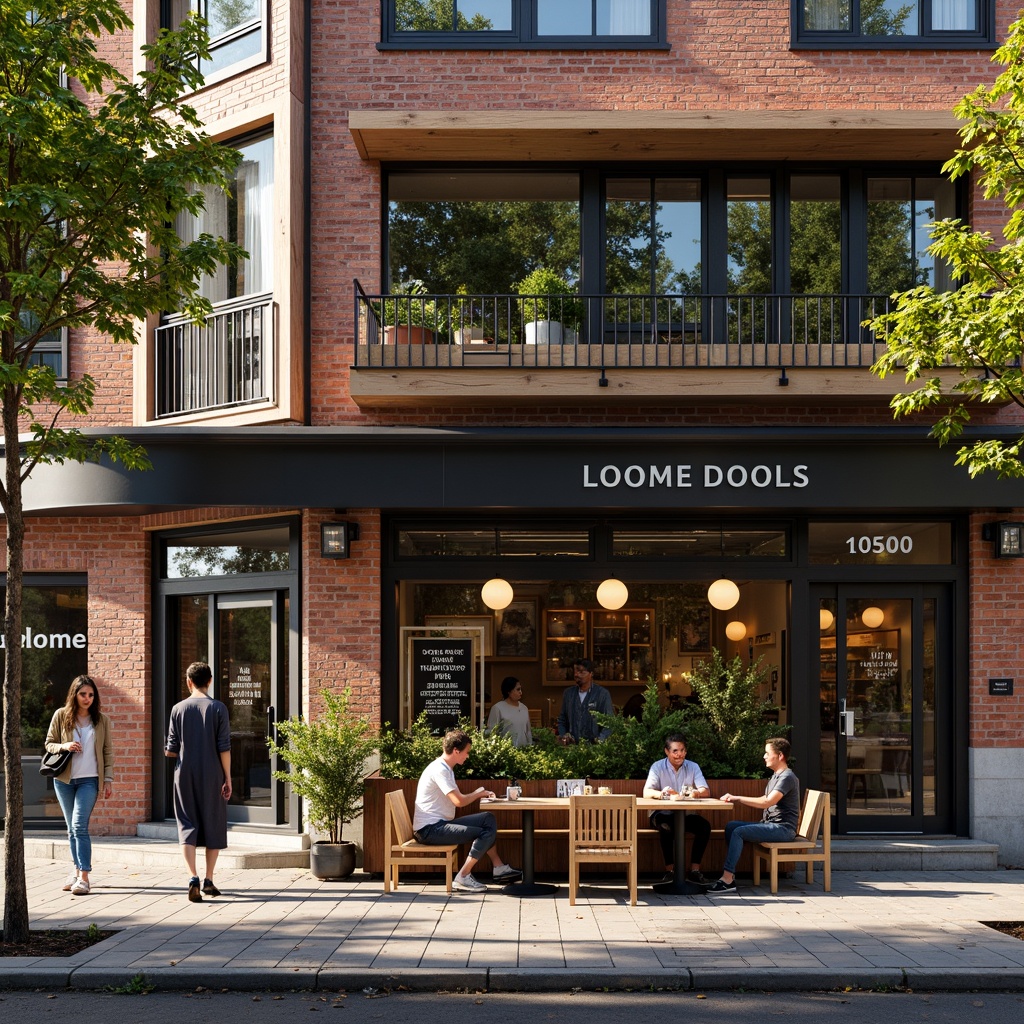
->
[613,527,788,558]
[165,524,290,578]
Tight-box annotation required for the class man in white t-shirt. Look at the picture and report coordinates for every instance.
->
[413,729,522,893]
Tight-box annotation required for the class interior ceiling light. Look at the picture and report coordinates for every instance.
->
[596,578,629,610]
[861,606,885,629]
[819,608,835,631]
[480,578,514,610]
[725,620,747,642]
[707,578,740,611]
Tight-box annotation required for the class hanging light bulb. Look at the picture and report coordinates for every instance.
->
[596,578,629,610]
[480,578,514,610]
[819,608,835,631]
[707,578,740,611]
[725,620,747,642]
[861,606,884,629]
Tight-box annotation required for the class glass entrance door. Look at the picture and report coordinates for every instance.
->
[168,590,288,825]
[815,585,950,833]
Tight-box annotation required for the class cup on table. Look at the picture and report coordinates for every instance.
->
[598,786,612,795]
[507,785,521,801]
[583,785,594,796]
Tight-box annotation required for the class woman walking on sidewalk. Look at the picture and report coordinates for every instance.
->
[45,675,114,895]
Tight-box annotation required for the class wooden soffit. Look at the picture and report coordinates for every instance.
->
[349,109,962,163]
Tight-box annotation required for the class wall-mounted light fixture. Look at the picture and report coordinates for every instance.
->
[320,521,359,559]
[982,521,1024,558]
[481,578,514,610]
[707,578,740,611]
[597,578,629,610]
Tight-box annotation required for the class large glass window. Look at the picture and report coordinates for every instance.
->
[796,0,992,48]
[175,132,274,304]
[166,0,268,83]
[384,0,664,47]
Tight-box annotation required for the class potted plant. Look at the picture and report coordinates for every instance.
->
[516,267,583,345]
[376,278,442,345]
[268,688,377,880]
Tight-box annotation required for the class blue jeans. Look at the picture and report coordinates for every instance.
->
[723,819,795,875]
[416,811,497,862]
[53,776,99,873]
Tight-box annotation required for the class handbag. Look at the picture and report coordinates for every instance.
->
[39,748,72,778]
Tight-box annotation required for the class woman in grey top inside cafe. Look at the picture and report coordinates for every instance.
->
[486,675,533,746]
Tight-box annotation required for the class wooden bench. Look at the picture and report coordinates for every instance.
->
[383,790,460,893]
[751,789,831,894]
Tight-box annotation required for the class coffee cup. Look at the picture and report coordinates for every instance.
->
[598,786,612,796]
[583,785,594,796]
[507,786,521,801]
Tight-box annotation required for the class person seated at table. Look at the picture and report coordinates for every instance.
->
[706,737,800,896]
[556,658,613,744]
[643,733,712,885]
[486,676,533,747]
[412,728,522,894]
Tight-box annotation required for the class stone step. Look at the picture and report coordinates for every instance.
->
[829,837,999,871]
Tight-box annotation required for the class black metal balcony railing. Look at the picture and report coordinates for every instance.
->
[155,292,274,418]
[354,281,896,370]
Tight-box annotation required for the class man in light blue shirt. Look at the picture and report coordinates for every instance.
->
[643,733,712,885]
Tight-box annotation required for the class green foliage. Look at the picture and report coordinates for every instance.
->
[515,266,585,327]
[268,689,377,844]
[869,15,1024,478]
[379,671,777,781]
[375,278,445,332]
[681,649,783,778]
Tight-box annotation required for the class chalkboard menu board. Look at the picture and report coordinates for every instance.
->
[411,637,475,733]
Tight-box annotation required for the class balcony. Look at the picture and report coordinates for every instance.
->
[351,282,923,408]
[155,292,275,419]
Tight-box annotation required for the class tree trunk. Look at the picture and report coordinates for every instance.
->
[2,385,29,944]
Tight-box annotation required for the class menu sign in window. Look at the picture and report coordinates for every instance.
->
[412,638,474,733]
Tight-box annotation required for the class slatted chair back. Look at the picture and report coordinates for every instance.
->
[751,788,832,894]
[568,794,637,906]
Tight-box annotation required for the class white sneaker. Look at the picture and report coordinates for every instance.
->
[452,873,486,893]
[62,872,78,892]
[71,878,90,895]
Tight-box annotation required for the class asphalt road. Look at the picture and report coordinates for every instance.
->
[3,989,1024,1023]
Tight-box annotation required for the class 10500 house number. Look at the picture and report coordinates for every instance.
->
[847,535,913,555]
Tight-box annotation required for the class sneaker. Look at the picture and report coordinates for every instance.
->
[62,872,78,892]
[686,870,709,885]
[659,871,675,884]
[706,878,738,895]
[71,878,90,895]
[202,879,221,897]
[188,877,203,902]
[492,865,522,883]
[452,873,487,893]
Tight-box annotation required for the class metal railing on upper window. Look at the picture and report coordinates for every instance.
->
[353,281,895,369]
[155,292,274,418]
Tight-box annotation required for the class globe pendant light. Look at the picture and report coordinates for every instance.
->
[481,578,514,610]
[725,620,747,642]
[707,578,740,611]
[861,606,884,629]
[819,608,835,631]
[596,578,629,610]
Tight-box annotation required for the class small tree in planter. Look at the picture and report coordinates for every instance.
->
[516,267,584,344]
[269,688,377,879]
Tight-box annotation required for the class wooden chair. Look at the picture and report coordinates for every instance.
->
[751,789,831,895]
[383,790,460,893]
[568,794,637,906]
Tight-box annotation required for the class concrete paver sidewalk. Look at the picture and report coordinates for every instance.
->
[4,851,1024,992]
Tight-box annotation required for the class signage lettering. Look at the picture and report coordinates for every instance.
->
[0,627,87,650]
[583,462,808,491]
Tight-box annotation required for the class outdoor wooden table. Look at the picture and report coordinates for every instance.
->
[639,795,733,895]
[481,794,733,897]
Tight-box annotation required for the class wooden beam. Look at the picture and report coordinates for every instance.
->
[349,109,962,162]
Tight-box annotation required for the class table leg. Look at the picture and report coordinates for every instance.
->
[651,808,707,896]
[501,809,556,898]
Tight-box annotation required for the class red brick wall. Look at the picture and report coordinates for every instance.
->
[0,516,150,836]
[968,511,1024,748]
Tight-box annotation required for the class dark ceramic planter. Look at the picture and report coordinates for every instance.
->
[310,840,356,880]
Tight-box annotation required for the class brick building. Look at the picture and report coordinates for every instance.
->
[4,1,1024,862]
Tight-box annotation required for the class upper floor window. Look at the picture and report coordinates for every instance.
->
[794,0,994,48]
[165,0,268,84]
[175,132,274,304]
[382,0,666,48]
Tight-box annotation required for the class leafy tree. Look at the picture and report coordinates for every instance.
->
[869,16,1024,479]
[395,0,495,32]
[1,2,242,941]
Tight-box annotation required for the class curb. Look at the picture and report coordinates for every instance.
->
[4,965,1024,994]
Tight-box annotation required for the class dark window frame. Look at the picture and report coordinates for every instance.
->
[161,0,269,86]
[791,0,995,50]
[379,0,668,50]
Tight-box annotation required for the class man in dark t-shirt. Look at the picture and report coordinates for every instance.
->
[706,737,800,895]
